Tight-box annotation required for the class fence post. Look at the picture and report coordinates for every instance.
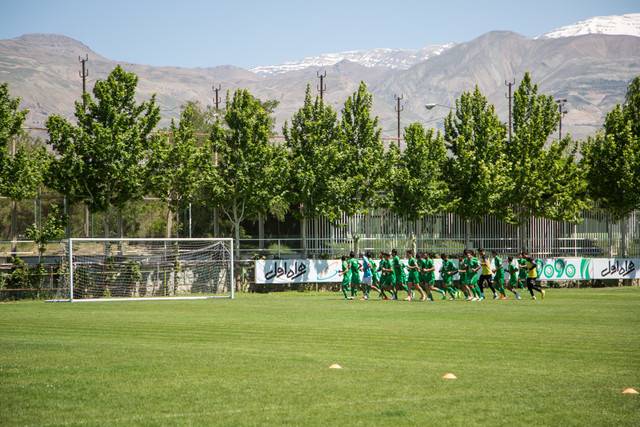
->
[607,214,613,257]
[621,215,629,257]
[464,220,471,248]
[411,232,417,255]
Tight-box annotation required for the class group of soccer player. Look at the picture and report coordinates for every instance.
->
[339,248,546,302]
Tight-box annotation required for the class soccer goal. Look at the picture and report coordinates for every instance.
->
[51,238,234,302]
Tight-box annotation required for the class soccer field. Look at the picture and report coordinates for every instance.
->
[1,288,639,426]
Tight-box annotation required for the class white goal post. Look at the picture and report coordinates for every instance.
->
[51,238,234,302]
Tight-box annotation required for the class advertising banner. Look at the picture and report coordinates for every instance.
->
[591,258,639,280]
[255,259,342,284]
[535,258,592,281]
[255,257,637,284]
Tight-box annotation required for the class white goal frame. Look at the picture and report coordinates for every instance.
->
[50,237,234,302]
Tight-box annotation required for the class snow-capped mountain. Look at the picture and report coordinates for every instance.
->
[539,13,640,39]
[250,43,454,75]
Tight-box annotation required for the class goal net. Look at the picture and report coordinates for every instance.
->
[52,238,234,302]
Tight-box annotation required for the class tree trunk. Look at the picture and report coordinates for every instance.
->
[84,205,90,237]
[300,204,307,256]
[621,214,629,257]
[606,214,613,257]
[464,219,471,249]
[10,199,17,256]
[258,213,264,250]
[232,204,241,257]
[165,207,173,238]
[118,211,124,238]
[213,208,220,236]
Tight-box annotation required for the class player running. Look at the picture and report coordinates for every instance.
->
[441,254,459,300]
[379,252,395,300]
[466,250,483,301]
[506,256,522,299]
[517,252,528,290]
[348,251,361,299]
[421,252,447,300]
[524,253,545,300]
[391,249,410,300]
[339,255,353,300]
[366,252,383,297]
[406,250,427,301]
[478,249,498,299]
[490,250,507,299]
[360,252,372,300]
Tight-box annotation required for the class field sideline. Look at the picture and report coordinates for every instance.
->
[1,288,639,426]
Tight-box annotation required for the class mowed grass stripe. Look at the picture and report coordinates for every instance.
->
[0,287,639,426]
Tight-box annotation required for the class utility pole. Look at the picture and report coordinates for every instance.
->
[79,54,89,107]
[316,70,327,101]
[78,54,90,237]
[556,98,568,141]
[212,84,221,110]
[394,94,404,147]
[505,79,515,144]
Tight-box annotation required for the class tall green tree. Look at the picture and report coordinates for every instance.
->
[0,83,48,243]
[391,123,448,218]
[444,86,509,232]
[147,104,209,237]
[46,66,160,236]
[0,83,27,152]
[335,81,388,220]
[504,72,588,226]
[283,85,342,250]
[582,76,640,255]
[205,89,289,254]
[582,76,640,219]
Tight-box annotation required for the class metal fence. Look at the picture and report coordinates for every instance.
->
[237,209,639,260]
[1,200,639,262]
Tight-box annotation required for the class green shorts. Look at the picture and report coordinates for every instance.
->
[350,274,361,285]
[408,272,420,284]
[395,274,406,286]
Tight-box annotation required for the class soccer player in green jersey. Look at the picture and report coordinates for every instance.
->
[391,249,410,300]
[457,254,474,301]
[440,254,458,300]
[421,252,447,300]
[466,250,483,301]
[339,255,353,300]
[366,252,383,297]
[406,250,426,301]
[380,252,395,299]
[506,256,522,300]
[517,252,528,289]
[348,251,361,298]
[490,250,507,299]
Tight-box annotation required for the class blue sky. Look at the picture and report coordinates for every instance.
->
[2,0,638,68]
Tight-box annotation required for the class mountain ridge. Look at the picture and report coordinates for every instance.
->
[1,14,639,140]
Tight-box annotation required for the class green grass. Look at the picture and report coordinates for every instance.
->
[1,288,639,426]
